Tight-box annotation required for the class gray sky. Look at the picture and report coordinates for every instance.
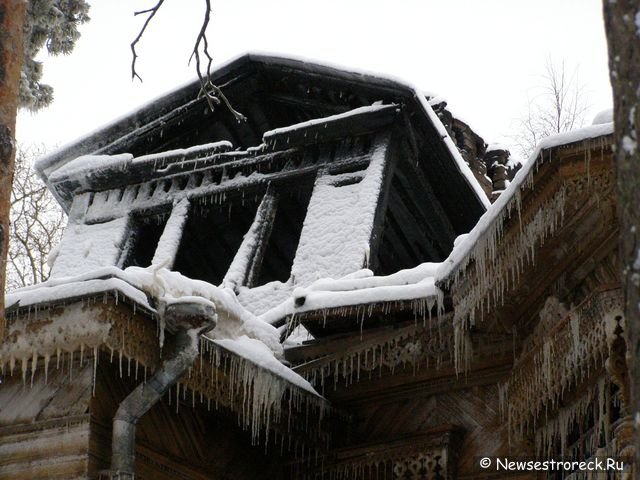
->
[17,0,612,158]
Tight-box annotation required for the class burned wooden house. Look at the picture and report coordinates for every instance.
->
[0,54,630,479]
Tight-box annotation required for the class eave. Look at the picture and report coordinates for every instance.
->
[3,290,331,450]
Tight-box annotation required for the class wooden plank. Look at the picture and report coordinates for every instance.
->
[263,104,399,149]
[0,416,90,480]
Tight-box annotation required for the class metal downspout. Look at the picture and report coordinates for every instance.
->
[106,301,216,479]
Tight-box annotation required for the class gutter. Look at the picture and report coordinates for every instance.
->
[104,300,216,479]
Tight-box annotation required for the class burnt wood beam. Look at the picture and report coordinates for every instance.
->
[411,122,487,232]
[239,100,272,143]
[263,104,399,149]
[88,69,259,158]
[245,101,271,135]
[267,93,350,115]
[95,97,208,157]
[53,127,382,199]
[395,151,457,245]
[367,132,398,273]
[260,62,408,102]
[402,110,420,159]
[258,241,293,284]
[381,207,422,267]
[327,353,513,406]
[287,319,450,366]
[220,112,260,149]
[387,183,443,258]
[223,190,279,290]
[82,155,372,223]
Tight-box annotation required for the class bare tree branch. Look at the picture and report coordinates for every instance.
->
[130,0,166,82]
[130,0,246,121]
[7,145,66,290]
[514,59,589,159]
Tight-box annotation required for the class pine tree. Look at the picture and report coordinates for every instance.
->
[21,0,89,110]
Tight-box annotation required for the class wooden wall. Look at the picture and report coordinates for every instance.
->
[0,361,93,479]
[89,353,285,480]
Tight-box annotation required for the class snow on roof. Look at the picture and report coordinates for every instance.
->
[273,121,614,320]
[415,94,490,209]
[50,153,133,182]
[290,134,389,286]
[293,270,441,315]
[49,141,233,186]
[6,264,313,396]
[37,52,490,211]
[592,108,613,125]
[214,336,318,396]
[50,217,130,279]
[12,54,617,403]
[6,273,151,312]
[426,92,489,143]
[486,143,511,153]
[14,120,615,326]
[7,121,613,396]
[438,121,614,283]
[11,122,614,326]
[263,104,395,141]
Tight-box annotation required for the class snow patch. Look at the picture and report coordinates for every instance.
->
[291,134,389,285]
[592,108,613,125]
[50,217,129,278]
[215,336,317,396]
[49,153,133,183]
[151,199,189,268]
[622,135,637,155]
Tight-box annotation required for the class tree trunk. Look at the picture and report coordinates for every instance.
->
[0,0,26,337]
[603,0,640,469]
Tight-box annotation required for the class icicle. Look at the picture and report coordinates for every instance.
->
[92,346,98,395]
[159,314,166,350]
[21,357,28,385]
[30,350,37,387]
[69,350,74,381]
[44,354,50,385]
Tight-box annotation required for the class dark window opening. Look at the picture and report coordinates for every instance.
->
[121,213,170,268]
[253,180,314,286]
[172,197,261,286]
[372,154,456,276]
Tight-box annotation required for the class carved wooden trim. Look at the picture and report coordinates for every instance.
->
[503,287,623,436]
[301,426,463,479]
[446,139,615,365]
